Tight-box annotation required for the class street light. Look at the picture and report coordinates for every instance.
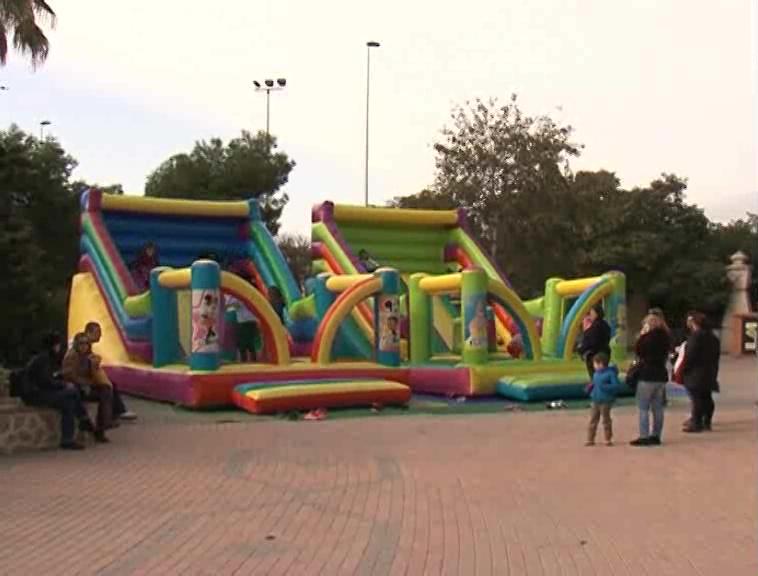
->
[39,120,51,139]
[253,77,287,136]
[364,41,380,207]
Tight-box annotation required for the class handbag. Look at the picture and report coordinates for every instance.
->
[625,359,643,391]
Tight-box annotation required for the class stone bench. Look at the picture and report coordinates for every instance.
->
[0,397,63,455]
[0,396,98,455]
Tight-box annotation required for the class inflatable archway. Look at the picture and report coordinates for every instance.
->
[311,276,383,364]
[556,278,614,360]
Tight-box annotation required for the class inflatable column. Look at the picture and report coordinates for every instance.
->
[190,260,222,371]
[150,267,180,368]
[408,273,432,363]
[605,271,628,363]
[461,268,489,366]
[541,277,563,357]
[374,268,401,367]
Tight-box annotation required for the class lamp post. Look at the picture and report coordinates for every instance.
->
[364,41,380,207]
[253,78,287,136]
[39,120,51,139]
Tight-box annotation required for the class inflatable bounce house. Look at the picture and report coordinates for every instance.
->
[67,191,629,415]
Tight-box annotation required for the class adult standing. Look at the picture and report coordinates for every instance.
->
[630,314,672,446]
[577,304,612,379]
[681,312,720,432]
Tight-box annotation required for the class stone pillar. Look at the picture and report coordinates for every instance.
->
[722,251,752,353]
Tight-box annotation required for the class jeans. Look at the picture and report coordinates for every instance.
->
[637,380,666,438]
[29,388,88,443]
[82,386,114,432]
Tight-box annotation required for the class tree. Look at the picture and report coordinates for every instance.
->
[0,125,81,364]
[145,131,295,235]
[389,188,456,211]
[392,96,581,296]
[431,95,580,261]
[277,233,311,290]
[0,0,55,67]
[393,94,744,329]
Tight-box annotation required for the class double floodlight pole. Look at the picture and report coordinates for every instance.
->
[253,78,287,136]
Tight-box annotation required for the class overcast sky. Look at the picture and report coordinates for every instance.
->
[1,0,755,235]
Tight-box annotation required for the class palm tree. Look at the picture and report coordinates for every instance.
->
[0,0,56,68]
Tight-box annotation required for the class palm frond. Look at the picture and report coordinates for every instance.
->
[11,17,48,68]
[0,22,8,64]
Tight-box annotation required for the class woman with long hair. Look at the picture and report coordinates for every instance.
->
[630,314,672,446]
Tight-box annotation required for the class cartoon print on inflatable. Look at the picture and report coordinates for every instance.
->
[192,289,220,353]
[378,295,400,352]
[464,294,488,350]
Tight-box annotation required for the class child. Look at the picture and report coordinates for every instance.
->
[226,295,258,362]
[586,352,620,446]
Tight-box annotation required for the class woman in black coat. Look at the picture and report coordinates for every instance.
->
[577,304,611,378]
[681,312,720,432]
[630,314,672,446]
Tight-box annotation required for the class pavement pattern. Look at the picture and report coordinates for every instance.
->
[0,357,755,575]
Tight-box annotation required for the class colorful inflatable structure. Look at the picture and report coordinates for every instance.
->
[67,191,629,415]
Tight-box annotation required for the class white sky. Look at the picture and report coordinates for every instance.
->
[1,0,755,235]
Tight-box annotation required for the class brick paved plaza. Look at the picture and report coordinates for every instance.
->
[0,357,755,575]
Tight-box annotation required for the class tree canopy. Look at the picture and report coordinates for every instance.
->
[0,0,55,67]
[0,125,80,364]
[145,131,295,235]
[277,233,311,290]
[391,97,755,328]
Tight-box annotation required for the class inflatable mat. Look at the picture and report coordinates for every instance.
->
[232,378,411,414]
[496,371,632,402]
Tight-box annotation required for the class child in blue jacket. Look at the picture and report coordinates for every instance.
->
[586,352,621,446]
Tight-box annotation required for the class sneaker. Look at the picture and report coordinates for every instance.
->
[648,436,662,446]
[584,440,595,446]
[682,426,703,434]
[119,411,137,421]
[60,441,85,450]
[630,437,651,446]
[605,440,614,446]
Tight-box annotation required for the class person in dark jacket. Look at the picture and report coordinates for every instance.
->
[630,314,672,446]
[577,304,612,378]
[23,332,92,450]
[681,311,720,432]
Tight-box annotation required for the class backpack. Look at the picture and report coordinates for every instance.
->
[8,368,26,398]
